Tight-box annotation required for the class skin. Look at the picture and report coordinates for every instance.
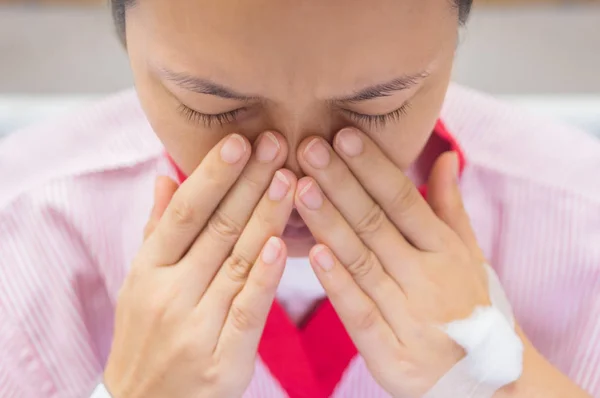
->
[126,0,455,256]
[104,0,592,397]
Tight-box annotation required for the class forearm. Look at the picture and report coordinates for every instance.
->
[494,329,591,398]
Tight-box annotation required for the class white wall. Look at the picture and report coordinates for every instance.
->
[0,5,599,95]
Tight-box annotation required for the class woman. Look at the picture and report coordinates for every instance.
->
[0,0,599,397]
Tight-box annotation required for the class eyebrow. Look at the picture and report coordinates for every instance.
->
[159,67,428,103]
[334,72,430,103]
[159,68,258,101]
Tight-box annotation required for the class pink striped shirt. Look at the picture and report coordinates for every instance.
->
[1,84,599,397]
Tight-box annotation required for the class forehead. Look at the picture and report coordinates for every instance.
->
[129,0,457,96]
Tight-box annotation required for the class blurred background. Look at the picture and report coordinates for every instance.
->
[0,0,599,137]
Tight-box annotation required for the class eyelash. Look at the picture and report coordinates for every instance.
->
[342,102,412,129]
[177,101,412,128]
[177,104,245,127]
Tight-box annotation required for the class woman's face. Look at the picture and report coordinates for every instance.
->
[126,0,459,256]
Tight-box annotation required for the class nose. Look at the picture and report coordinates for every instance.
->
[283,143,304,179]
[273,118,337,179]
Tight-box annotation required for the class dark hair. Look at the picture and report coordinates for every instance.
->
[112,0,473,45]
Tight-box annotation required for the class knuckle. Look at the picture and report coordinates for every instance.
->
[254,202,276,226]
[251,206,280,237]
[204,160,230,189]
[389,349,417,378]
[174,332,205,365]
[207,209,244,243]
[143,280,182,322]
[238,169,264,192]
[199,365,221,385]
[346,249,377,280]
[250,267,278,291]
[229,302,261,333]
[171,198,197,227]
[351,303,380,331]
[388,181,420,216]
[224,252,255,283]
[354,203,387,239]
[145,294,170,321]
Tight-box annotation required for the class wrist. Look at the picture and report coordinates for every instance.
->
[493,328,591,398]
[102,369,125,398]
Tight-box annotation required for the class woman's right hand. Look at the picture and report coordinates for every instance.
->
[104,132,295,398]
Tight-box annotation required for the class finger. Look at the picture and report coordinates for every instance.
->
[427,151,483,258]
[178,133,288,298]
[143,176,179,240]
[309,244,402,367]
[295,178,414,340]
[216,237,287,364]
[297,137,423,290]
[330,127,455,252]
[197,169,296,331]
[144,133,251,266]
[297,136,416,258]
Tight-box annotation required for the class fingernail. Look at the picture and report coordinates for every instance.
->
[220,134,247,164]
[262,237,281,265]
[313,245,334,271]
[299,180,323,210]
[336,128,363,157]
[304,138,331,169]
[256,132,280,163]
[268,170,291,201]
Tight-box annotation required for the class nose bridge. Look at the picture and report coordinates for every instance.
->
[273,112,335,178]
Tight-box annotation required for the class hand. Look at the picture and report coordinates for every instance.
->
[104,132,296,398]
[294,127,498,397]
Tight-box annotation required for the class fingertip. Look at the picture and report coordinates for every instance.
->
[270,169,298,203]
[431,151,459,185]
[296,135,323,159]
[309,243,327,257]
[278,237,288,260]
[221,133,251,165]
[152,176,178,218]
[296,176,313,191]
[294,176,315,204]
[261,236,285,265]
[449,151,460,183]
[310,244,335,272]
[263,130,290,160]
[154,176,178,203]
[275,168,298,187]
[153,176,161,199]
[427,151,460,205]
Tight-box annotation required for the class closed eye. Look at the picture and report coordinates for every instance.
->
[177,103,246,127]
[342,102,412,129]
[177,101,412,129]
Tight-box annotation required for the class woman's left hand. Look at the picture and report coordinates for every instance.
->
[294,127,503,397]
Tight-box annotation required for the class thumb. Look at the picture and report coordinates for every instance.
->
[143,175,179,240]
[427,151,482,258]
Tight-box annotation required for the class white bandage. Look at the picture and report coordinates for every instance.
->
[424,264,524,398]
